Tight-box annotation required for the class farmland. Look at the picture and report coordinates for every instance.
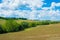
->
[0,23,60,40]
[0,17,60,40]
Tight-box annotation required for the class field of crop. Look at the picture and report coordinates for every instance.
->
[0,23,60,40]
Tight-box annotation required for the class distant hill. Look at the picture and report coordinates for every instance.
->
[0,17,27,20]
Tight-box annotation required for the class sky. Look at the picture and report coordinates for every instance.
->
[0,0,60,20]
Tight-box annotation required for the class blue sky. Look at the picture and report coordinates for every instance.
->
[0,0,60,20]
[43,0,60,7]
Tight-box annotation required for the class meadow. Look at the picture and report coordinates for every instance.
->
[0,17,60,34]
[0,17,60,40]
[0,23,60,40]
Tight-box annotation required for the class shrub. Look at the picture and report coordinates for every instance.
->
[1,19,59,34]
[50,21,60,24]
[0,25,4,34]
[17,22,30,31]
[5,20,19,32]
[28,22,37,27]
[40,21,50,25]
[0,25,7,34]
[18,24,25,31]
[20,22,29,28]
[18,22,38,31]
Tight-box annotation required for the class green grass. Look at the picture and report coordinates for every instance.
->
[0,19,60,34]
[0,23,60,40]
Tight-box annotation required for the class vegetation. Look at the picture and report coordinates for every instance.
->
[0,17,27,20]
[0,17,60,34]
[0,23,60,40]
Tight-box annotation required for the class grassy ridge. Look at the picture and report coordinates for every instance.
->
[0,18,60,34]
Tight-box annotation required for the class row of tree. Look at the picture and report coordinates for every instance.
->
[0,17,27,20]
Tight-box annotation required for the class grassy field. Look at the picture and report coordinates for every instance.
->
[0,23,60,40]
[0,19,52,33]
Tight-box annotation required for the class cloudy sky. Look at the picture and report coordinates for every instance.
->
[0,0,60,20]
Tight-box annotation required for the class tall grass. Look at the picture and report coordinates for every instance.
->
[0,19,60,34]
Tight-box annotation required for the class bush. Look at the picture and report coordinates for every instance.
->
[18,22,38,31]
[18,24,25,31]
[1,19,59,34]
[50,21,60,24]
[0,25,7,34]
[28,22,37,27]
[0,25,4,34]
[5,20,19,32]
[17,22,30,31]
[40,21,50,25]
[20,22,29,28]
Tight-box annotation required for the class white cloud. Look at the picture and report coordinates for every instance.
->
[0,0,20,10]
[0,10,12,17]
[50,2,60,9]
[0,0,60,20]
[42,7,50,10]
[0,10,31,18]
[0,0,44,18]
[0,0,44,10]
